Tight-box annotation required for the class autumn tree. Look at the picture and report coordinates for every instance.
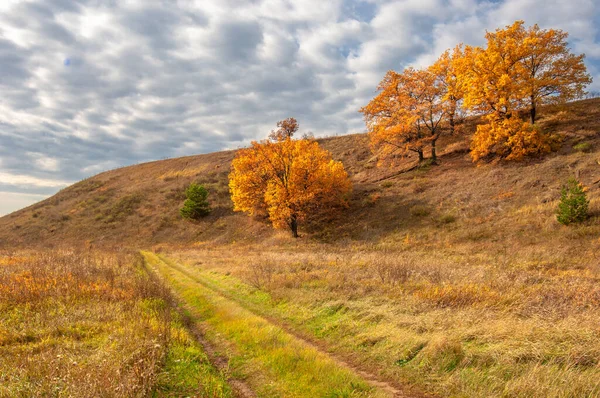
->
[360,67,446,163]
[520,24,592,124]
[229,119,351,238]
[360,71,424,162]
[269,117,298,141]
[431,45,466,135]
[459,21,591,161]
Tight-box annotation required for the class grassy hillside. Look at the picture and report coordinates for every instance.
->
[2,99,600,398]
[0,98,599,249]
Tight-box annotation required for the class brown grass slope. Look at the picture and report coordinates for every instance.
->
[0,98,599,249]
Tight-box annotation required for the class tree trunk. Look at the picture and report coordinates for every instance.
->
[449,113,455,135]
[530,95,536,124]
[418,150,424,162]
[431,139,437,163]
[289,214,298,238]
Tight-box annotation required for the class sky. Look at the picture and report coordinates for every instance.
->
[1,0,599,216]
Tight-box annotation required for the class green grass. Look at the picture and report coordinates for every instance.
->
[157,249,600,398]
[152,310,232,397]
[143,251,390,398]
[573,141,593,152]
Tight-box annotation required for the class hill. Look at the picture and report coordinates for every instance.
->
[2,99,600,398]
[0,98,599,249]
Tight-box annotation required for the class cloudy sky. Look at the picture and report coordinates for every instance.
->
[1,0,599,215]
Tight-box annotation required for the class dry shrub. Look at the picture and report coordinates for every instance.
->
[414,283,501,308]
[412,184,427,194]
[247,260,276,289]
[409,205,431,217]
[158,167,206,181]
[372,254,413,285]
[521,283,600,316]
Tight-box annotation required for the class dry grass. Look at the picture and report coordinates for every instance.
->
[0,250,231,397]
[164,244,600,397]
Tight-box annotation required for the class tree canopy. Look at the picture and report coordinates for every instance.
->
[360,67,446,163]
[180,183,211,220]
[362,20,592,163]
[459,21,591,160]
[229,119,351,237]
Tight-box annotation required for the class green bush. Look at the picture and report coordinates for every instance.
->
[180,183,211,220]
[556,178,589,225]
[573,142,592,153]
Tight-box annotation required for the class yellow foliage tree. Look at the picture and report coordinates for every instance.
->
[459,21,591,161]
[360,67,446,163]
[229,118,351,237]
[470,115,551,161]
[431,45,466,135]
[521,24,592,124]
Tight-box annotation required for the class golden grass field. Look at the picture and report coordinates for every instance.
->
[156,240,600,398]
[0,250,232,397]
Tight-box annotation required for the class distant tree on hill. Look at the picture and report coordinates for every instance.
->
[229,119,351,238]
[180,183,211,220]
[269,117,299,141]
[360,67,447,163]
[458,21,592,161]
[362,20,592,164]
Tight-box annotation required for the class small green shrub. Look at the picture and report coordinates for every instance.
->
[556,178,589,225]
[573,142,592,153]
[180,183,211,220]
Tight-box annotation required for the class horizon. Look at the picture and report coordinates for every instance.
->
[1,0,599,216]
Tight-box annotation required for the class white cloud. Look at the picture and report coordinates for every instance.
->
[0,171,71,189]
[0,191,49,216]
[32,155,60,172]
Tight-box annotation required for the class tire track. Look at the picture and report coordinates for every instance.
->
[179,312,256,398]
[145,254,256,398]
[158,255,432,398]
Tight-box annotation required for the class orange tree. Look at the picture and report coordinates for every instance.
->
[520,23,592,124]
[459,21,591,161]
[229,118,351,238]
[431,45,466,136]
[360,67,446,163]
